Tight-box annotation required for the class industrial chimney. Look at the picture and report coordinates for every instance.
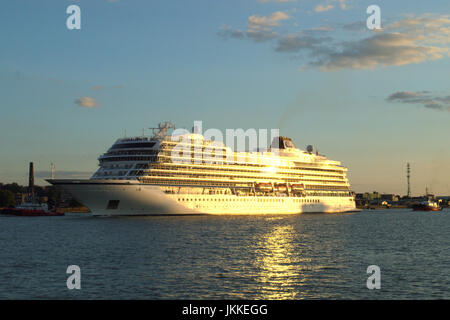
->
[29,162,34,203]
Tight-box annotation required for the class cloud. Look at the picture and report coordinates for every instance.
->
[276,33,331,52]
[218,11,290,43]
[342,21,366,32]
[92,85,102,90]
[247,11,290,42]
[217,25,244,40]
[248,11,290,29]
[388,14,450,32]
[246,28,279,42]
[386,91,450,112]
[257,0,296,3]
[315,5,334,13]
[310,25,333,32]
[386,91,421,101]
[219,13,450,71]
[387,14,450,45]
[74,97,99,108]
[316,13,450,70]
[314,0,348,13]
[311,32,447,71]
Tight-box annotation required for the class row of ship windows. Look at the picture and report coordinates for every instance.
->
[307,192,352,196]
[99,163,150,170]
[145,171,345,182]
[305,185,350,190]
[98,167,344,181]
[92,172,351,193]
[100,157,156,162]
[157,154,344,173]
[165,188,352,197]
[110,142,156,149]
[96,171,129,176]
[141,179,350,192]
[150,165,345,179]
[177,198,322,203]
[99,156,344,175]
[136,172,346,185]
[172,192,352,197]
[103,150,158,156]
[162,157,342,173]
[94,171,347,186]
[102,164,134,170]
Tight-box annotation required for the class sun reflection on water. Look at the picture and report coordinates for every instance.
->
[251,217,346,299]
[253,221,308,299]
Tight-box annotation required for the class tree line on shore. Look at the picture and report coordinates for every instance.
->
[0,182,82,208]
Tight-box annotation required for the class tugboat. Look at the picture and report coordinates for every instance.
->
[412,199,443,212]
[0,162,64,217]
[1,203,63,216]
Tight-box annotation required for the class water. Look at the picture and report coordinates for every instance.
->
[0,209,448,299]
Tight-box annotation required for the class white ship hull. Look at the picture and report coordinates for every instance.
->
[50,179,357,216]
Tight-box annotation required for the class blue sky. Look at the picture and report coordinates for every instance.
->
[0,0,449,195]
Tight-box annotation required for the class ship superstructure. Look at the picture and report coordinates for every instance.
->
[48,122,357,215]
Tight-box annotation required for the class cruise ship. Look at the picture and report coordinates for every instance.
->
[48,122,357,216]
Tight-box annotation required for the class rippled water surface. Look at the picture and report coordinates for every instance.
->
[0,209,449,299]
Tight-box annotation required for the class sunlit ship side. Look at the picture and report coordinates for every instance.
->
[48,122,358,216]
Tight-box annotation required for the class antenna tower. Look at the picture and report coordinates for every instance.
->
[407,162,411,198]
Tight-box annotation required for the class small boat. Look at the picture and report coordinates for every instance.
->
[291,183,305,191]
[0,203,64,216]
[274,183,287,192]
[291,184,306,195]
[255,183,273,192]
[412,200,443,212]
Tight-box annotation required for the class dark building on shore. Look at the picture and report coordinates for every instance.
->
[355,192,400,207]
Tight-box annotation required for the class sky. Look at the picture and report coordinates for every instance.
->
[0,0,449,196]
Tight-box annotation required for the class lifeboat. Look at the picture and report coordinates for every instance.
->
[291,184,305,191]
[274,183,288,192]
[291,184,306,196]
[255,183,273,192]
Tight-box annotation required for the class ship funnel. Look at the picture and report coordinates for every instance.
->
[271,136,296,149]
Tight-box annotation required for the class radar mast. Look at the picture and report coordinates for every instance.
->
[149,122,175,139]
